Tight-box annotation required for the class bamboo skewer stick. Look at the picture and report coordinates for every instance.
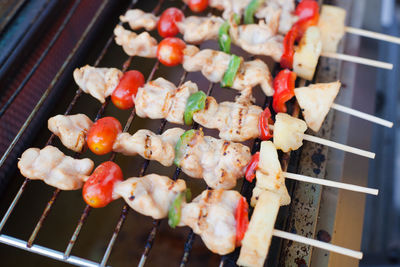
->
[346,26,400,45]
[283,172,378,195]
[331,103,393,128]
[268,125,375,159]
[303,134,375,159]
[321,52,393,70]
[272,229,363,259]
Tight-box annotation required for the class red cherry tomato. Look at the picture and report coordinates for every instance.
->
[188,0,208,12]
[86,117,122,155]
[83,161,123,208]
[157,7,184,38]
[157,37,186,66]
[111,70,145,110]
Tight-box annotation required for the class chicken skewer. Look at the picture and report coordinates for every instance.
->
[119,6,393,73]
[74,65,393,140]
[48,114,252,190]
[48,112,378,195]
[72,68,376,158]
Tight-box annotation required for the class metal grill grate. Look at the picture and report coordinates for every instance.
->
[0,0,348,266]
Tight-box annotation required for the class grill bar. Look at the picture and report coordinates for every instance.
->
[0,0,82,118]
[0,234,103,267]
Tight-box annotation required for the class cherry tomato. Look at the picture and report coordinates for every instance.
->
[157,37,186,66]
[86,117,122,155]
[83,161,123,208]
[157,7,184,38]
[188,0,208,13]
[111,70,145,110]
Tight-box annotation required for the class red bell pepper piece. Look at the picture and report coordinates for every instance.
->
[245,152,260,183]
[280,0,319,69]
[259,107,274,141]
[272,69,297,113]
[235,196,249,246]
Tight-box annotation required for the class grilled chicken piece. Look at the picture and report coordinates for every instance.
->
[293,26,322,81]
[180,189,242,255]
[237,190,281,267]
[135,78,198,124]
[177,16,224,44]
[114,174,187,219]
[48,114,93,152]
[73,65,123,103]
[183,45,274,95]
[255,0,297,35]
[233,59,274,96]
[209,0,251,19]
[18,146,94,190]
[119,9,158,31]
[183,45,231,83]
[113,128,185,166]
[178,129,251,189]
[193,91,262,142]
[295,81,341,132]
[251,141,290,207]
[273,113,307,153]
[114,25,158,58]
[318,5,346,53]
[229,15,284,62]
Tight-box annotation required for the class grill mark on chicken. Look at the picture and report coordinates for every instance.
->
[236,108,244,135]
[144,134,152,158]
[222,141,230,156]
[204,97,211,110]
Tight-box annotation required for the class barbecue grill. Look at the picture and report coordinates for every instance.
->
[0,0,389,266]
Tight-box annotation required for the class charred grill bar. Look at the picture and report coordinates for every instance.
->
[0,0,372,266]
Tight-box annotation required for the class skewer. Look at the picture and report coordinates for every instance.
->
[321,52,393,70]
[331,103,393,128]
[346,26,400,45]
[272,229,363,259]
[283,172,378,195]
[268,124,375,159]
[303,134,375,159]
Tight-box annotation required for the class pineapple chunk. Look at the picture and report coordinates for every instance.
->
[293,26,322,80]
[251,185,290,207]
[237,190,280,267]
[273,113,307,153]
[318,5,346,53]
[295,81,341,132]
[251,141,290,206]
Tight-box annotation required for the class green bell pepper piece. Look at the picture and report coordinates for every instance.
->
[168,192,184,228]
[184,91,207,125]
[218,21,231,53]
[168,189,192,228]
[244,0,264,24]
[174,129,197,167]
[221,55,242,88]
